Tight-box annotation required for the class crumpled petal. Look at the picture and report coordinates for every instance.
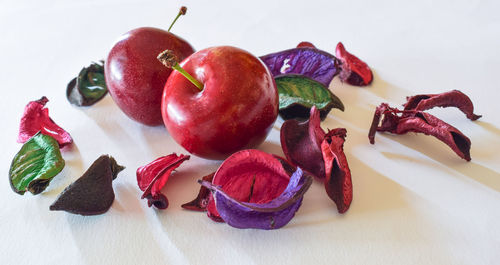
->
[18,97,73,147]
[369,103,472,161]
[296,41,316,49]
[260,47,341,87]
[403,90,481,121]
[201,166,312,230]
[335,42,373,86]
[136,153,190,209]
[182,172,215,211]
[280,106,326,179]
[321,129,352,213]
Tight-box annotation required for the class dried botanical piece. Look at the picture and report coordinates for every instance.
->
[18,97,73,147]
[296,41,316,48]
[369,103,472,161]
[66,61,108,107]
[200,149,312,229]
[50,155,124,215]
[136,153,190,209]
[275,74,344,120]
[335,42,373,86]
[280,106,326,179]
[9,133,65,195]
[321,129,352,213]
[260,47,341,87]
[181,172,215,211]
[403,90,481,121]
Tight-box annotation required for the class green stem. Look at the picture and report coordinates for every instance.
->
[168,6,187,32]
[172,63,204,91]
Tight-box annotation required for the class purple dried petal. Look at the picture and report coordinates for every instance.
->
[200,167,312,230]
[403,90,481,121]
[260,48,341,87]
[280,106,326,179]
[18,97,73,147]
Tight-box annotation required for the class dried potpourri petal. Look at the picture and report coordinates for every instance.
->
[369,103,472,161]
[181,172,215,211]
[280,106,326,179]
[260,47,341,87]
[321,128,352,213]
[9,133,65,195]
[403,90,482,121]
[66,61,108,107]
[50,155,124,215]
[296,41,316,48]
[137,153,190,209]
[18,97,73,147]
[201,149,313,229]
[275,74,344,120]
[335,42,373,86]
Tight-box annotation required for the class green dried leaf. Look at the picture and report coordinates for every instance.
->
[66,61,107,106]
[9,133,65,195]
[276,74,344,120]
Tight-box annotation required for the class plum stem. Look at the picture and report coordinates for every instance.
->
[168,6,187,32]
[157,50,203,91]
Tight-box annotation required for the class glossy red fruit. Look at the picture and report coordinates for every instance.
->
[105,27,194,126]
[161,46,278,160]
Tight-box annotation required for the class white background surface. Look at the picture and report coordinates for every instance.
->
[1,0,500,264]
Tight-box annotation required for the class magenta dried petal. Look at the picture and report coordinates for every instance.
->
[403,90,482,121]
[335,42,373,86]
[182,172,215,211]
[136,153,190,209]
[18,97,73,147]
[321,129,352,213]
[260,47,341,87]
[201,167,312,230]
[280,106,326,179]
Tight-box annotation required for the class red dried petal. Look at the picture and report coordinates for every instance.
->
[182,172,215,211]
[296,41,316,48]
[335,42,373,86]
[403,90,482,121]
[280,106,326,179]
[18,97,73,147]
[206,150,293,223]
[136,153,190,209]
[369,103,472,161]
[321,128,352,213]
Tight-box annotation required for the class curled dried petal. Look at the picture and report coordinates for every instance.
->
[296,41,316,48]
[182,172,215,211]
[136,153,190,209]
[369,103,472,161]
[66,61,108,107]
[321,129,352,213]
[403,90,481,121]
[280,106,326,179]
[201,166,312,230]
[335,42,373,86]
[18,97,73,147]
[260,47,341,87]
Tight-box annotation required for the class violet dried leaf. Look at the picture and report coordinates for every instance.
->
[49,155,124,215]
[403,90,481,121]
[321,128,352,213]
[66,61,108,107]
[136,153,190,209]
[18,97,73,147]
[9,133,65,195]
[260,47,341,87]
[280,106,326,179]
[201,167,312,230]
[335,42,373,86]
[276,74,344,120]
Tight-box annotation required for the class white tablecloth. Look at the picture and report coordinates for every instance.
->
[1,0,499,264]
